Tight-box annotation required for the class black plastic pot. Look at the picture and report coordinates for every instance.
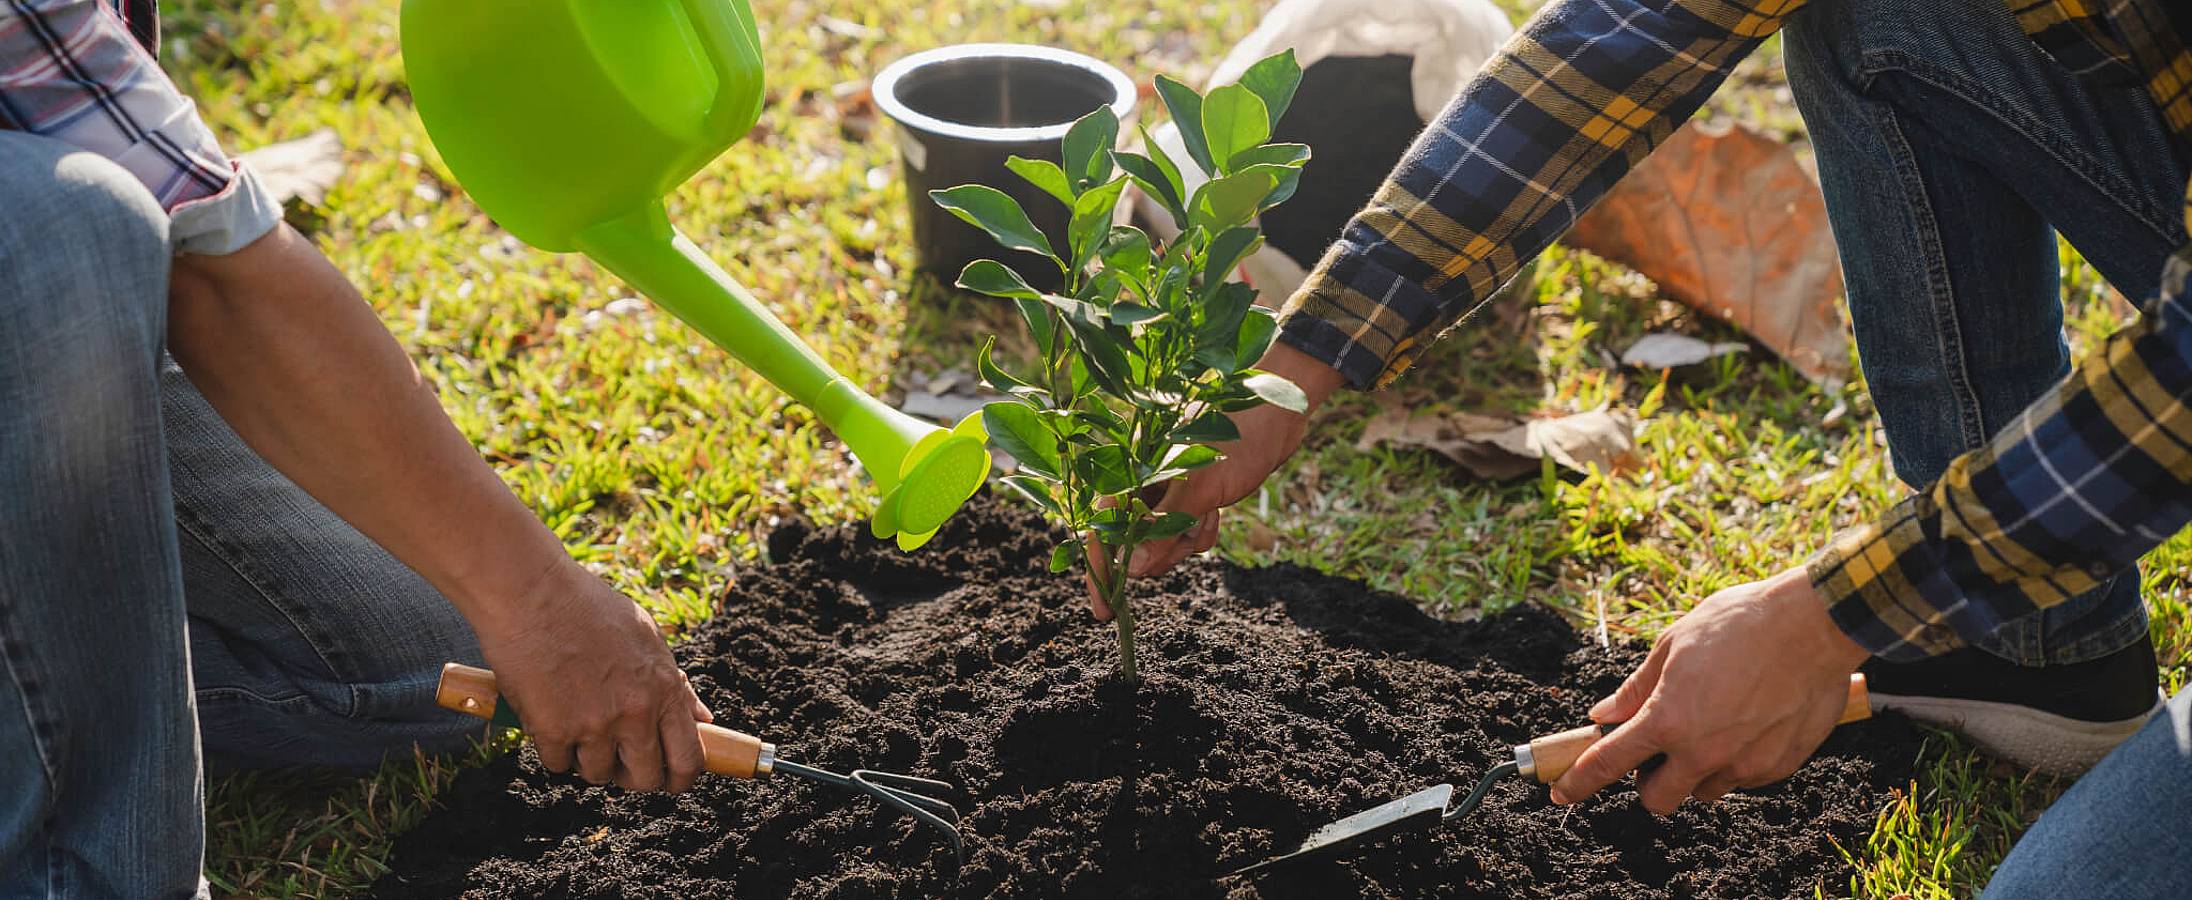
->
[875,44,1136,292]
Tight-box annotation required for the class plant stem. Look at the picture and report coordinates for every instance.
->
[1102,542,1139,683]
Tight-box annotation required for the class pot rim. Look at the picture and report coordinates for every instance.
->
[873,43,1136,143]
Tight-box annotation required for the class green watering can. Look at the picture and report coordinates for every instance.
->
[401,0,988,549]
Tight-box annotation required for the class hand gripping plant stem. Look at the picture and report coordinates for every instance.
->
[401,0,987,548]
[931,52,1312,682]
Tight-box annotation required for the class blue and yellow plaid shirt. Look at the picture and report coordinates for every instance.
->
[1274,0,2192,660]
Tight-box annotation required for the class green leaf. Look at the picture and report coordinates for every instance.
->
[1049,539,1083,574]
[1044,295,1136,396]
[1234,307,1280,372]
[976,335,1038,395]
[1091,506,1135,541]
[1015,296,1056,358]
[1086,269,1132,308]
[1215,392,1274,413]
[984,401,1062,478]
[1203,226,1263,287]
[1145,511,1198,540]
[1003,474,1063,516]
[1239,50,1303,126]
[1062,106,1120,191]
[1068,177,1129,270]
[1154,75,1214,174]
[1114,151,1184,230]
[1192,346,1233,375]
[1072,404,1125,435]
[1142,126,1189,211]
[930,185,1058,265]
[1144,130,1188,182]
[1236,161,1305,210]
[1077,445,1137,495]
[1171,410,1240,443]
[1101,225,1154,290]
[1190,168,1277,233]
[1146,444,1221,484]
[1147,240,1186,299]
[1006,156,1075,206]
[1242,371,1309,413]
[1109,302,1166,326]
[1200,85,1271,174]
[1039,292,1107,331]
[957,259,1042,301]
[1227,147,1306,211]
[1068,356,1095,397]
[1196,281,1257,357]
[1228,142,1310,171]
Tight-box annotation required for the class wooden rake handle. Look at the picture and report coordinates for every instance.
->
[436,662,775,780]
[1517,672,1870,785]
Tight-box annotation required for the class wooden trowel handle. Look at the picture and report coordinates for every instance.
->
[1517,673,1870,785]
[436,662,774,780]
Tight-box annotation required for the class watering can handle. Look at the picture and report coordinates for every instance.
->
[676,0,765,138]
[1516,673,1870,785]
[436,662,775,780]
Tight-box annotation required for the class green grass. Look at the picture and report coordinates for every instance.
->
[164,0,2189,896]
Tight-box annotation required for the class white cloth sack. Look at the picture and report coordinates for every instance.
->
[1209,0,1513,124]
[1133,0,1516,294]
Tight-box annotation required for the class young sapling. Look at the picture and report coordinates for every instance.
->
[928,52,1310,682]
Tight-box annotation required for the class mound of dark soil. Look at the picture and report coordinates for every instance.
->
[374,499,1921,899]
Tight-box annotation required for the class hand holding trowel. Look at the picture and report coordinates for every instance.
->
[1231,673,1871,876]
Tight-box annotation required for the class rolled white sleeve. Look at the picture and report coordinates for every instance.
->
[0,0,281,254]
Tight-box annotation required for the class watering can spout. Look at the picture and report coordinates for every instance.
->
[814,380,990,548]
[574,204,836,406]
[574,205,988,550]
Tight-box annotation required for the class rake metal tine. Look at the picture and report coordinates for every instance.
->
[852,770,966,865]
[853,770,963,822]
[769,759,967,865]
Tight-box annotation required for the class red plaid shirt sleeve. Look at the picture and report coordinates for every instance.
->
[1,0,281,254]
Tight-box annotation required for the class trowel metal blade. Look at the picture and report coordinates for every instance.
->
[1228,783,1454,878]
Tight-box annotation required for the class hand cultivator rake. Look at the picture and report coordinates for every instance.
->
[437,664,966,863]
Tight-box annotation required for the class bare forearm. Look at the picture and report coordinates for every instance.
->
[1256,341,1347,412]
[167,225,564,629]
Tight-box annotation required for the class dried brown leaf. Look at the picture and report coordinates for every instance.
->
[1484,410,1639,475]
[1355,406,1637,480]
[1566,121,1848,384]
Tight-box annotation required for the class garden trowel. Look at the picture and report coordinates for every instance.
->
[400,0,988,549]
[1229,673,1871,876]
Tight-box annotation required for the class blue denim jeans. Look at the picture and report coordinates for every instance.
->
[0,131,486,898]
[1981,684,2192,898]
[1784,1,2191,894]
[1784,0,2184,667]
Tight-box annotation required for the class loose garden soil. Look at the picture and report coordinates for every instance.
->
[375,498,1923,899]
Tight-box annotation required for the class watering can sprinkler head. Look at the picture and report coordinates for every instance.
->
[401,0,989,547]
[819,384,989,550]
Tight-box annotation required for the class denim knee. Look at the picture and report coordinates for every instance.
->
[1787,0,2055,101]
[0,132,173,370]
[1982,689,2192,899]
